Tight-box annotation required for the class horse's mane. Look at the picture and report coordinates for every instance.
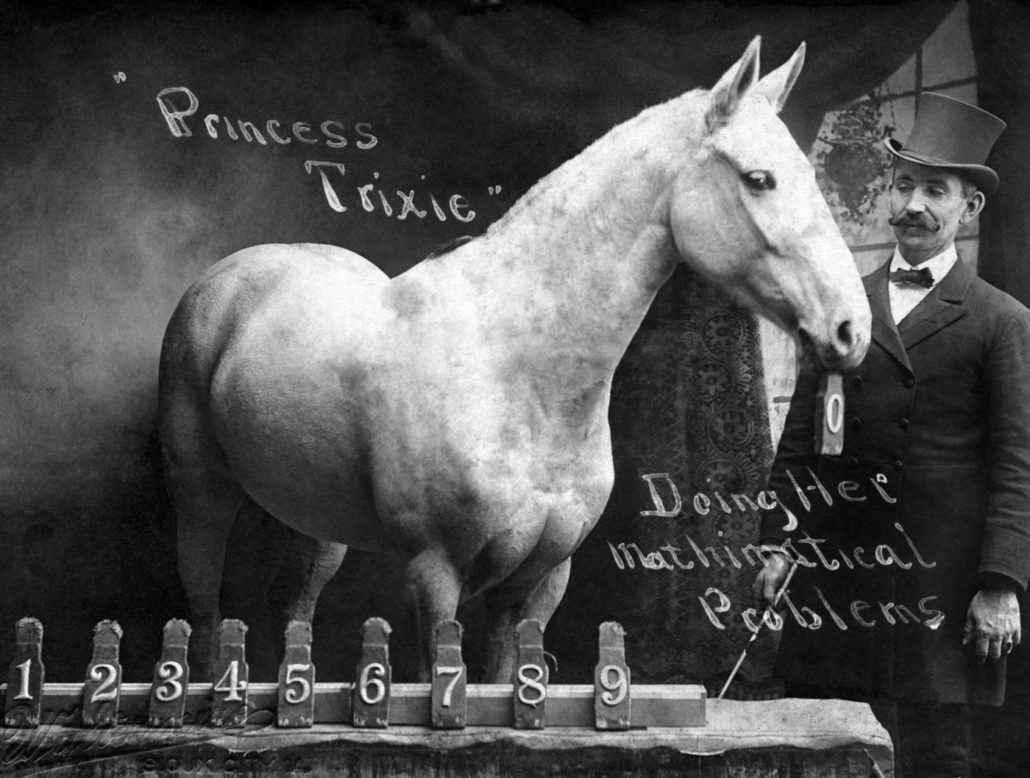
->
[422,234,476,262]
[481,90,706,241]
[418,90,705,265]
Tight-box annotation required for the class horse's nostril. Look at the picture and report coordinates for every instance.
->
[837,320,853,349]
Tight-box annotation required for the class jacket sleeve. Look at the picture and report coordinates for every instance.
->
[979,306,1030,591]
[759,358,822,542]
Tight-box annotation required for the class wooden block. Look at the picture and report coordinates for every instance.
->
[633,684,707,727]
[513,619,547,730]
[82,620,123,728]
[210,619,249,728]
[352,617,391,728]
[18,680,706,728]
[815,372,845,455]
[147,619,191,728]
[4,617,45,728]
[277,620,315,728]
[594,621,631,730]
[431,620,467,729]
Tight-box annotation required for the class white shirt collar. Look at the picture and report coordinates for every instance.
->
[889,244,959,287]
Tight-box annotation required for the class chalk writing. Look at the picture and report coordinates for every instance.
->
[640,467,896,532]
[697,585,946,635]
[305,161,348,212]
[313,165,477,222]
[156,86,378,150]
[155,86,498,223]
[608,521,936,573]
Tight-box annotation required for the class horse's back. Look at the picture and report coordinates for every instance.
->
[159,243,389,546]
[163,243,385,358]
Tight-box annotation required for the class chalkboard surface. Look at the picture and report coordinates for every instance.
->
[0,0,953,688]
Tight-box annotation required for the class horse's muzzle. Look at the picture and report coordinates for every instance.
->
[798,320,869,372]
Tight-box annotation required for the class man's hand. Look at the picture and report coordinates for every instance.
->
[752,551,791,610]
[963,589,1021,662]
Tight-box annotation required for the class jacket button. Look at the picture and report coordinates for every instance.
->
[893,460,904,471]
[904,378,915,388]
[853,375,863,387]
[848,458,859,468]
[851,417,862,430]
[898,418,910,429]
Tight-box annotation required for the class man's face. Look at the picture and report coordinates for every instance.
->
[888,160,984,265]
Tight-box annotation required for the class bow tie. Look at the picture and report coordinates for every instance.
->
[889,267,934,288]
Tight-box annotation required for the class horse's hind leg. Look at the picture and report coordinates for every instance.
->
[162,372,246,680]
[220,498,295,677]
[479,558,572,683]
[171,468,244,680]
[273,534,347,636]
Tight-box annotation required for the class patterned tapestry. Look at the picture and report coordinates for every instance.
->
[554,265,780,697]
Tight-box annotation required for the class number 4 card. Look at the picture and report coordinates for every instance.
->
[211,619,249,727]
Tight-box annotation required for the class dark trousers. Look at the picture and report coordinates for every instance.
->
[868,699,972,778]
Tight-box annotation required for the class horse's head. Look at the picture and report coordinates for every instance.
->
[667,37,870,371]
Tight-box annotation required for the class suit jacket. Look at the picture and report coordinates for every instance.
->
[761,256,1030,705]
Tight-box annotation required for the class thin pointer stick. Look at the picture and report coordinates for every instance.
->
[717,561,798,700]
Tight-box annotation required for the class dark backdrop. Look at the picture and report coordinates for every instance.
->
[0,0,959,688]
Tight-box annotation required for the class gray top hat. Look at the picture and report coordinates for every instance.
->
[884,92,1006,193]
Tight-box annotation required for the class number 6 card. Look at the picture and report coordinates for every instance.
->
[352,617,391,728]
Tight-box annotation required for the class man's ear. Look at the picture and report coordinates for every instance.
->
[962,190,986,223]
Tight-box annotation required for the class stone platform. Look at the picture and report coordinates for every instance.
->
[0,699,892,777]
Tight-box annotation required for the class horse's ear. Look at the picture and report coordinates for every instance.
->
[753,42,806,114]
[705,36,761,133]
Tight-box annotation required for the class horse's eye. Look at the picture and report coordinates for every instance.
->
[742,170,776,191]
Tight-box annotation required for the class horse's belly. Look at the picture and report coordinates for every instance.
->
[429,439,615,598]
[215,384,388,548]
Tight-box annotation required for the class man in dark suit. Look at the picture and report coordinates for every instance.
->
[754,94,1030,776]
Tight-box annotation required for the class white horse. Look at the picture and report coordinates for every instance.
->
[159,37,870,681]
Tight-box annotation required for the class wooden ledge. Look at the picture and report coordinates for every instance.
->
[0,698,893,776]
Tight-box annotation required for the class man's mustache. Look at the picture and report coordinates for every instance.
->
[889,212,940,231]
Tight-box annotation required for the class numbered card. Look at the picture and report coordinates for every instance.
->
[147,619,191,728]
[815,372,845,455]
[210,619,249,727]
[352,617,391,728]
[594,621,631,730]
[513,619,547,730]
[277,620,315,728]
[82,620,123,728]
[431,620,466,729]
[4,617,45,728]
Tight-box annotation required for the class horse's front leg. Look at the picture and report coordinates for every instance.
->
[404,548,463,681]
[479,557,572,684]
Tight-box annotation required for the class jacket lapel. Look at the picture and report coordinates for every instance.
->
[897,256,971,350]
[866,261,913,374]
